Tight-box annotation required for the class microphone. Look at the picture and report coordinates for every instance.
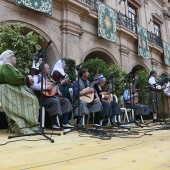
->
[106,72,117,76]
[74,63,82,70]
[33,53,38,67]
[48,40,52,46]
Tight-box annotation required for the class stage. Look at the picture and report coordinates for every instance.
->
[0,123,170,170]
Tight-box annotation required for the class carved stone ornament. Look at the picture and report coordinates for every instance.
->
[152,10,164,25]
[143,0,148,4]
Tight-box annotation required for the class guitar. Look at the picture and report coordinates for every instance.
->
[100,84,112,103]
[126,91,139,104]
[80,81,96,103]
[41,75,69,97]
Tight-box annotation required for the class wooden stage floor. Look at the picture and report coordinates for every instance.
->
[0,123,170,170]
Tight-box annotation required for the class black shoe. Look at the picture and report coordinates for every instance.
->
[111,122,120,126]
[153,118,164,123]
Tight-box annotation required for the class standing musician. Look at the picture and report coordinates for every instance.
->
[123,83,149,121]
[72,68,103,127]
[31,63,73,129]
[148,70,166,122]
[93,75,122,126]
[164,80,170,114]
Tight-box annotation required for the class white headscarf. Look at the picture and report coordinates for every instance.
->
[51,59,65,76]
[0,50,14,66]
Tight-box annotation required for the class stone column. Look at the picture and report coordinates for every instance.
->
[119,47,130,71]
[151,58,158,71]
[60,2,84,63]
[163,5,170,43]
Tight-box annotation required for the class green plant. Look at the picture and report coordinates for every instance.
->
[64,58,76,86]
[136,70,149,105]
[0,23,42,75]
[82,58,127,98]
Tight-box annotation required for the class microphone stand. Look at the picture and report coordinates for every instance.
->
[63,64,84,135]
[119,73,142,128]
[8,41,61,143]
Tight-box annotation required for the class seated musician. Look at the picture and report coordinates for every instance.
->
[30,63,73,129]
[52,59,72,126]
[0,50,39,134]
[148,70,166,122]
[72,68,103,127]
[93,75,122,126]
[123,83,149,122]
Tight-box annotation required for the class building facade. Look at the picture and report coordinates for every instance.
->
[0,0,170,76]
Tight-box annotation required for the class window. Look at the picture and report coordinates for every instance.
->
[128,5,137,32]
[153,22,161,37]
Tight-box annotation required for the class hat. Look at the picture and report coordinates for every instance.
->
[150,70,157,76]
[98,75,106,83]
[0,50,14,60]
[0,50,15,65]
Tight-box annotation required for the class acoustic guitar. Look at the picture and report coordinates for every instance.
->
[41,75,69,97]
[126,91,139,104]
[80,81,96,103]
[100,84,112,103]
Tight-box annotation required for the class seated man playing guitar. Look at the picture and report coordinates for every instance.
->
[93,75,122,126]
[123,83,150,121]
[31,63,73,130]
[72,68,103,127]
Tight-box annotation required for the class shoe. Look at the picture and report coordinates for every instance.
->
[153,119,164,123]
[93,124,101,127]
[111,122,119,126]
[116,121,121,125]
[62,124,74,128]
[51,125,63,130]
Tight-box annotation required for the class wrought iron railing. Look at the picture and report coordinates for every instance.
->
[80,0,163,48]
[117,12,137,33]
[81,0,100,12]
[147,31,163,48]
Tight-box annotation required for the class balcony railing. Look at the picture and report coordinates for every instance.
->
[80,0,163,48]
[147,31,163,48]
[117,12,137,33]
[81,0,99,12]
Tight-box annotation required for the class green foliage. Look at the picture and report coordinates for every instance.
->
[0,23,42,75]
[64,58,76,86]
[82,58,127,98]
[136,70,149,105]
[108,64,127,98]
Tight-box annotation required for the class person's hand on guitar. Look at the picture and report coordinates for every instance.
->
[103,95,110,100]
[28,75,34,86]
[94,97,100,103]
[82,88,94,95]
[47,83,54,90]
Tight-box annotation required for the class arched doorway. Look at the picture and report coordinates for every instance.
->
[131,64,149,74]
[2,20,60,68]
[83,48,117,65]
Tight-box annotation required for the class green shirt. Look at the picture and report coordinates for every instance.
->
[0,64,27,86]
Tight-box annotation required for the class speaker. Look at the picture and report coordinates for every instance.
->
[0,112,8,129]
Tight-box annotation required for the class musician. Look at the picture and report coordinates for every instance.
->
[29,57,42,76]
[148,70,166,122]
[123,83,149,121]
[93,75,122,126]
[164,80,170,114]
[52,59,71,101]
[0,50,39,134]
[31,63,73,129]
[72,68,103,127]
[52,59,72,126]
